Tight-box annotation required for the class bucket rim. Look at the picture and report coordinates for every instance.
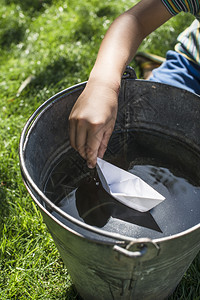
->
[19,82,200,244]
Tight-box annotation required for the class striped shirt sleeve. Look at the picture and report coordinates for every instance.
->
[161,0,200,16]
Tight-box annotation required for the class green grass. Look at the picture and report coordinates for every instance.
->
[0,0,199,299]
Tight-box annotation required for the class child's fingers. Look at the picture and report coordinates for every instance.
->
[98,130,112,159]
[75,122,87,160]
[69,119,76,150]
[86,127,104,168]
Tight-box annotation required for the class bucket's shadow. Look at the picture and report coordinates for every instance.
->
[57,284,83,300]
[5,0,53,14]
[0,182,10,238]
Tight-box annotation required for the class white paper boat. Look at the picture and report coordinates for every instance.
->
[96,157,165,212]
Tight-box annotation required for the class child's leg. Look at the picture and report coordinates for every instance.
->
[148,50,200,95]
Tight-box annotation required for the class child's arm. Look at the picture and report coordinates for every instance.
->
[69,0,172,168]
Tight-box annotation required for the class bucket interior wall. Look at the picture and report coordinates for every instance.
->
[24,85,85,189]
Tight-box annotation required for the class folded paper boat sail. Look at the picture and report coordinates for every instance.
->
[96,158,165,212]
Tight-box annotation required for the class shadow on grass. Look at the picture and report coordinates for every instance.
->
[30,56,78,90]
[58,284,83,300]
[96,4,119,17]
[5,0,53,15]
[0,184,10,238]
[0,24,26,49]
[168,253,200,299]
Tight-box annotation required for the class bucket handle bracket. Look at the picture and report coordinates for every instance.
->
[122,66,137,80]
[113,238,160,260]
[113,244,147,258]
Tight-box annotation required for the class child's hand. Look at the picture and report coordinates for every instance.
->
[69,80,119,168]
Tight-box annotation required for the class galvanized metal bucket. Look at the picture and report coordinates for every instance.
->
[19,70,200,300]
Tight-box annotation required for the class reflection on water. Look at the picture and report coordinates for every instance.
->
[76,177,162,232]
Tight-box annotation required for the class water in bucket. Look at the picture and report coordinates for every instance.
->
[43,130,200,240]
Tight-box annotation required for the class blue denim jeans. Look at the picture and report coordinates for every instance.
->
[149,50,200,95]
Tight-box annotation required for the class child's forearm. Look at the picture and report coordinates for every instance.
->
[89,0,171,91]
[89,13,144,90]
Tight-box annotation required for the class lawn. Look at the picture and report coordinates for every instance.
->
[0,0,199,299]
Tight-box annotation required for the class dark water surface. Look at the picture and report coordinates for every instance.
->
[44,131,200,239]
